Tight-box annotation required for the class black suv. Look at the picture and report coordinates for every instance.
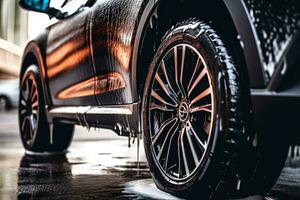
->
[18,0,300,198]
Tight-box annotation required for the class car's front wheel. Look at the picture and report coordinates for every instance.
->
[142,20,254,198]
[19,65,74,154]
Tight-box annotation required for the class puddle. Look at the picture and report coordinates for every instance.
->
[123,179,183,200]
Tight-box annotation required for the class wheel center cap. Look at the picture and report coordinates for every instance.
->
[178,102,189,122]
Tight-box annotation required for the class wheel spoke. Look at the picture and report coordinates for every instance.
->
[28,117,33,138]
[21,116,28,132]
[31,100,39,109]
[187,121,207,151]
[174,46,178,85]
[25,80,30,99]
[173,46,184,95]
[32,109,38,115]
[30,115,36,130]
[21,90,28,101]
[187,57,201,90]
[177,133,182,178]
[151,90,176,107]
[164,125,179,171]
[152,117,177,145]
[190,104,212,113]
[188,66,207,97]
[29,83,35,99]
[155,73,178,105]
[186,126,199,165]
[190,87,211,106]
[31,90,38,102]
[157,121,179,160]
[160,60,178,98]
[150,103,174,112]
[20,108,27,116]
[20,99,26,106]
[180,128,190,176]
[180,45,186,95]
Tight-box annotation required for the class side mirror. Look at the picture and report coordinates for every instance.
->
[19,0,67,19]
[19,0,50,13]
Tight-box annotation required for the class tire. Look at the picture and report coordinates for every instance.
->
[142,20,254,199]
[19,65,74,154]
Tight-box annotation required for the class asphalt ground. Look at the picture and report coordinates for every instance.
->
[0,110,300,200]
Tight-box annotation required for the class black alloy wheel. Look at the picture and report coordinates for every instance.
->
[142,20,254,198]
[19,70,39,147]
[19,65,74,153]
[148,43,214,182]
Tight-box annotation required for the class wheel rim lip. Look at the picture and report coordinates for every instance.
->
[148,43,216,183]
[19,72,39,147]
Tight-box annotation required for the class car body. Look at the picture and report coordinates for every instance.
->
[19,0,300,134]
[18,0,300,198]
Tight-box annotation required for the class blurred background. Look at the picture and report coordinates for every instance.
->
[0,0,49,78]
[0,0,49,110]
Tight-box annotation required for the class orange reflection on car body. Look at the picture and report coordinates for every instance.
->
[47,47,91,79]
[56,72,126,99]
[47,40,84,68]
[112,42,131,71]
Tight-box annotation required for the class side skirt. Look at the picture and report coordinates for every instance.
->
[251,87,300,134]
[47,102,141,136]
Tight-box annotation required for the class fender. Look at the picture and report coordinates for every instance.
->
[223,0,266,87]
[21,30,52,106]
[131,0,267,101]
[131,0,155,102]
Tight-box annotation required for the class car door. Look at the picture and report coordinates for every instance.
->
[46,0,97,106]
[89,0,146,106]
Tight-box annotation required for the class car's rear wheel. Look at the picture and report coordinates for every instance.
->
[19,65,74,154]
[142,20,255,198]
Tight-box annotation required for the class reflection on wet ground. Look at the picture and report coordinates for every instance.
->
[17,155,151,199]
[270,157,300,200]
[16,153,180,200]
[0,110,300,200]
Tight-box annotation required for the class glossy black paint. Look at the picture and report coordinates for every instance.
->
[20,0,300,135]
[46,5,96,106]
[224,0,266,87]
[89,0,148,105]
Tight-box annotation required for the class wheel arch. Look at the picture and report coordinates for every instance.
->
[132,0,263,101]
[21,40,51,106]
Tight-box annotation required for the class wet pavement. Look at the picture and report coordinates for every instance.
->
[0,110,300,200]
